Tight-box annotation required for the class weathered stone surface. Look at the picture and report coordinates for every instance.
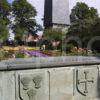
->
[50,67,74,100]
[0,72,15,100]
[0,56,100,70]
[0,57,100,100]
[97,65,100,99]
[74,66,99,100]
[15,70,49,100]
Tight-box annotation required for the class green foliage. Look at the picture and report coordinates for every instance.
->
[70,2,98,22]
[14,24,27,37]
[68,2,99,39]
[66,44,74,53]
[0,0,11,22]
[15,52,25,58]
[92,18,100,36]
[0,49,5,60]
[0,26,8,40]
[0,0,10,40]
[69,18,95,38]
[12,0,37,37]
[44,28,64,41]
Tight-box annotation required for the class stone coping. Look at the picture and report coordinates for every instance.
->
[0,56,100,71]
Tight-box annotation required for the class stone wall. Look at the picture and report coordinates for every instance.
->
[0,57,100,100]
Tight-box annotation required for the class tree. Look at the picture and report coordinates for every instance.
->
[92,18,100,36]
[70,3,98,22]
[68,2,99,40]
[0,19,8,40]
[12,0,37,37]
[0,0,11,40]
[0,0,11,22]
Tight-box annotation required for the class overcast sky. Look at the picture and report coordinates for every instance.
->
[8,0,100,26]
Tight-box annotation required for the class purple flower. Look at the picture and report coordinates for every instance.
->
[26,51,48,57]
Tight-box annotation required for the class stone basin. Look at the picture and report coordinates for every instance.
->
[0,56,100,100]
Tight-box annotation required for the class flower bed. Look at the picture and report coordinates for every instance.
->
[0,46,95,61]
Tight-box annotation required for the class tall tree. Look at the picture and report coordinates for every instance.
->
[12,0,37,37]
[70,3,98,22]
[0,0,11,40]
[0,0,11,22]
[92,18,100,36]
[68,2,99,40]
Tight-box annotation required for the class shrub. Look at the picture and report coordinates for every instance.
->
[44,28,64,41]
[0,49,6,60]
[66,44,74,53]
[15,52,25,58]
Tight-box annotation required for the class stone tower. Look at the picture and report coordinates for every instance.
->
[44,0,70,29]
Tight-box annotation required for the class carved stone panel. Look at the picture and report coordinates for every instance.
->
[74,66,99,100]
[97,65,100,98]
[0,72,15,100]
[50,67,74,100]
[16,70,49,100]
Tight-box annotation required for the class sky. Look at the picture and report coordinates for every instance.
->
[8,0,13,4]
[8,0,100,26]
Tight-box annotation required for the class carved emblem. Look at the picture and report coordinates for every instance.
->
[76,69,94,96]
[19,75,42,100]
[33,75,42,89]
[21,77,31,90]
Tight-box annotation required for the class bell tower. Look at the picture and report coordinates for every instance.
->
[44,0,70,29]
